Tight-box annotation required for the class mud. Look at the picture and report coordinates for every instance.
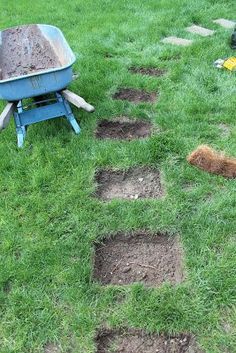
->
[96,329,203,353]
[93,231,183,286]
[96,117,152,140]
[0,25,61,80]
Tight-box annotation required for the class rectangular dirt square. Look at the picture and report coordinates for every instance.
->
[96,117,153,140]
[95,167,164,200]
[129,67,166,77]
[96,329,203,353]
[93,232,184,286]
[113,88,157,104]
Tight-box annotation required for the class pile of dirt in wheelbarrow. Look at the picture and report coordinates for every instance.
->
[0,25,61,80]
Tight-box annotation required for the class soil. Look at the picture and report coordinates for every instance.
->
[113,88,157,104]
[95,167,164,200]
[0,25,61,80]
[93,231,183,286]
[96,117,152,140]
[129,67,166,76]
[96,329,203,353]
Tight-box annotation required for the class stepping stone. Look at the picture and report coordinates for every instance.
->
[213,19,235,29]
[161,36,193,46]
[186,24,214,36]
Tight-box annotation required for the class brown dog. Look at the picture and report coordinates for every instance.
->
[187,145,236,178]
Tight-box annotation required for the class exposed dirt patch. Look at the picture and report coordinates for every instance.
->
[96,117,153,140]
[129,66,166,77]
[113,88,157,104]
[96,329,203,353]
[0,25,61,80]
[93,231,183,286]
[95,167,164,200]
[44,343,60,353]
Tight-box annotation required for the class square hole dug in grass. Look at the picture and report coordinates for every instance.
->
[129,66,166,77]
[96,329,203,353]
[96,117,153,140]
[113,88,157,104]
[94,232,183,286]
[95,167,164,200]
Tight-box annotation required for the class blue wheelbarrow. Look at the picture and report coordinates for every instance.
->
[0,24,94,147]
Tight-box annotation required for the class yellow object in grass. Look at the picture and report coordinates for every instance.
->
[223,57,236,71]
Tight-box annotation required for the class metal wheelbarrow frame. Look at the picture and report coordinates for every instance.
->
[0,24,94,147]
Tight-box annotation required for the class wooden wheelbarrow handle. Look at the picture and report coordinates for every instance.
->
[0,102,15,131]
[62,89,95,113]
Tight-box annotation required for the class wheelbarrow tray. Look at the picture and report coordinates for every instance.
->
[0,24,76,101]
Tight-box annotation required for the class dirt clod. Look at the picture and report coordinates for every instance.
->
[113,88,157,104]
[0,25,61,80]
[96,117,153,140]
[187,145,236,178]
[95,167,164,200]
[96,329,203,353]
[93,232,183,286]
[129,67,166,76]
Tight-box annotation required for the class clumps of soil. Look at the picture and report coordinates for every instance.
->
[96,329,203,353]
[93,231,183,286]
[187,145,236,178]
[44,343,60,353]
[129,66,166,76]
[95,167,164,200]
[0,25,61,80]
[113,88,157,104]
[96,117,153,140]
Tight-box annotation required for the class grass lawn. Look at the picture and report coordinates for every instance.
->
[0,0,236,352]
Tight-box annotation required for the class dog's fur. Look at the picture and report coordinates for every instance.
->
[187,145,236,178]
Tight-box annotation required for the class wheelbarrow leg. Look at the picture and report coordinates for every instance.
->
[56,93,81,134]
[16,126,26,148]
[14,101,26,148]
[66,112,81,134]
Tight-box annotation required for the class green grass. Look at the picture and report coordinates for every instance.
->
[0,1,236,352]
